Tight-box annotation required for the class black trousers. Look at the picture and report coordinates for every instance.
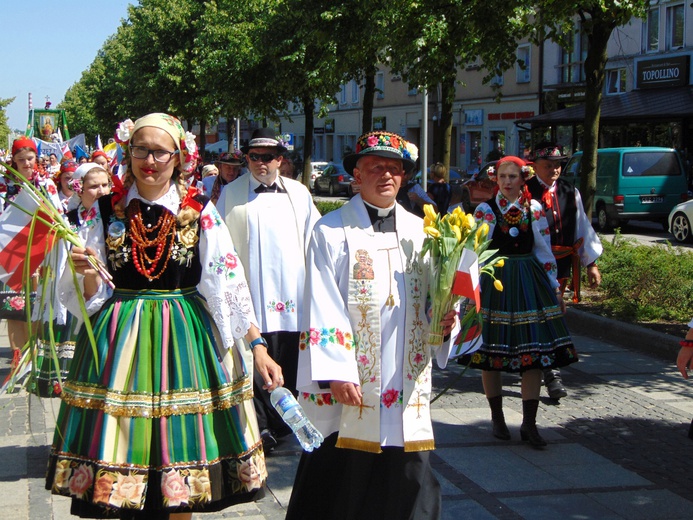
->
[287,433,441,520]
[253,330,299,435]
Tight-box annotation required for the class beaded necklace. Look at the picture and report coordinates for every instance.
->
[127,199,177,281]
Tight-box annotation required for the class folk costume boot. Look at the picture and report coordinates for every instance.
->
[543,368,568,400]
[488,395,511,440]
[520,399,547,448]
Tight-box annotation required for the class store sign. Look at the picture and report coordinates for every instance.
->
[465,109,483,126]
[637,56,689,89]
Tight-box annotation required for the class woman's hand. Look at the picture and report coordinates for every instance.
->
[556,292,566,314]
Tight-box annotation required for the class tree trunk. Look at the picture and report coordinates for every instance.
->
[439,76,455,180]
[199,118,207,161]
[579,20,613,220]
[362,69,376,134]
[302,97,315,189]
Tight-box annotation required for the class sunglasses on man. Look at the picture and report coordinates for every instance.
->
[248,153,280,163]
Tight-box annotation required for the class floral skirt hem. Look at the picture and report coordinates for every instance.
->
[46,448,265,518]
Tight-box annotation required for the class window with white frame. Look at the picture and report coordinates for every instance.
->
[490,70,504,86]
[516,45,531,83]
[559,27,587,84]
[606,68,627,94]
[340,84,347,105]
[643,8,660,52]
[351,80,359,104]
[376,72,385,100]
[666,4,685,49]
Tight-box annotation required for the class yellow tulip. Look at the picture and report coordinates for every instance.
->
[424,216,434,228]
[477,222,489,240]
[495,258,505,267]
[465,214,476,229]
[494,279,504,291]
[423,204,438,221]
[452,225,461,242]
[424,226,441,237]
[453,206,463,217]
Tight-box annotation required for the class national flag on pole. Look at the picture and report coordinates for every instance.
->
[451,319,483,358]
[0,190,56,291]
[74,145,89,162]
[451,248,481,311]
[60,142,73,160]
[96,134,103,151]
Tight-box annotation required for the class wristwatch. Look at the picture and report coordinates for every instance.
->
[249,337,268,350]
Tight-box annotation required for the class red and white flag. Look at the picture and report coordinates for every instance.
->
[0,190,56,291]
[452,248,481,311]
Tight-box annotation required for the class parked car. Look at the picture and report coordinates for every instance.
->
[313,163,354,196]
[413,167,468,186]
[459,161,497,212]
[307,161,328,190]
[349,178,361,197]
[668,198,693,243]
[563,148,689,231]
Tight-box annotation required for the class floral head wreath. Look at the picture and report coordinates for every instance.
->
[114,113,200,174]
[487,156,534,182]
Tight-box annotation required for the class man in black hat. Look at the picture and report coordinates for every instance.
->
[287,131,458,519]
[526,141,602,399]
[217,128,320,449]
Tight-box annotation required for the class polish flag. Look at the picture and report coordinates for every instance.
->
[61,141,73,160]
[0,190,56,291]
[452,248,480,311]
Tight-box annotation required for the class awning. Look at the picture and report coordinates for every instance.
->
[516,86,693,125]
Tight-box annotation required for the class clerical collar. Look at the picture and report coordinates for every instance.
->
[250,174,285,193]
[364,201,396,232]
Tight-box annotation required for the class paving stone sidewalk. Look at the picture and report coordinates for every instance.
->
[1,312,693,519]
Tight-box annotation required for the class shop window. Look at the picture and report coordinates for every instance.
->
[666,4,685,50]
[376,72,385,100]
[606,69,627,94]
[642,8,660,52]
[516,45,531,83]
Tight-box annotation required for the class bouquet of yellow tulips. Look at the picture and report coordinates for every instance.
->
[421,204,504,347]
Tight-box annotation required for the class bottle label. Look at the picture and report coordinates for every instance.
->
[276,393,299,414]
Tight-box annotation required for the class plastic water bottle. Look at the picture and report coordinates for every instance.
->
[270,387,324,452]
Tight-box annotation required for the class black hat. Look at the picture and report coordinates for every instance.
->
[531,141,567,161]
[241,128,287,154]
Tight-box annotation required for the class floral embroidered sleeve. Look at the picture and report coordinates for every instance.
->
[473,202,496,245]
[529,199,559,288]
[197,200,259,346]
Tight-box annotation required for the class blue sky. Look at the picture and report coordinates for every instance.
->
[3,1,133,131]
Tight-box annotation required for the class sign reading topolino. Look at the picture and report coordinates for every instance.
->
[636,55,690,89]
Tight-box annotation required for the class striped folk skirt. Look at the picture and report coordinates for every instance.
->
[46,288,266,518]
[28,315,78,397]
[466,254,578,373]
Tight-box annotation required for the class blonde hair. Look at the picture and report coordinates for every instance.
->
[431,162,447,181]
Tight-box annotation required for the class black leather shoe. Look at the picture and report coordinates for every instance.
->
[261,429,278,451]
[520,424,547,448]
[492,419,511,440]
[546,379,568,400]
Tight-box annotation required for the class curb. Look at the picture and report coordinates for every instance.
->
[565,307,681,361]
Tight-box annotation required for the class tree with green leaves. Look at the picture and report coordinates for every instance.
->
[0,97,15,149]
[535,0,650,218]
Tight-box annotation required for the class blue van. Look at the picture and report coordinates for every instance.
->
[562,147,689,231]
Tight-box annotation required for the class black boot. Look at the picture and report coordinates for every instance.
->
[520,399,547,448]
[688,418,693,440]
[543,368,567,399]
[488,395,511,440]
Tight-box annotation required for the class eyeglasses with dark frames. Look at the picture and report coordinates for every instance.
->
[129,145,180,163]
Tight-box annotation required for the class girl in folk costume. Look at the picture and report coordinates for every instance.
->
[55,159,79,212]
[46,113,283,519]
[468,156,577,448]
[31,163,112,397]
[0,137,61,378]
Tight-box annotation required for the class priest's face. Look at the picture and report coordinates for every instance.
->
[353,155,405,208]
[247,147,282,185]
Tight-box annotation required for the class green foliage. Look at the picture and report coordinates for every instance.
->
[0,97,15,146]
[594,233,693,323]
[314,199,345,216]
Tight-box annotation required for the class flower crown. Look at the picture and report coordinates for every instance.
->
[114,117,199,174]
[487,162,534,182]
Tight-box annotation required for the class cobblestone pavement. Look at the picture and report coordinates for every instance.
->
[1,313,693,519]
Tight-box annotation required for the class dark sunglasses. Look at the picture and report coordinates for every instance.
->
[248,152,279,163]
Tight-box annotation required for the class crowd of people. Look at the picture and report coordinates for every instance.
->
[0,120,690,520]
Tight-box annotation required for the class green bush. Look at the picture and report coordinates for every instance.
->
[314,200,345,216]
[592,233,693,323]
